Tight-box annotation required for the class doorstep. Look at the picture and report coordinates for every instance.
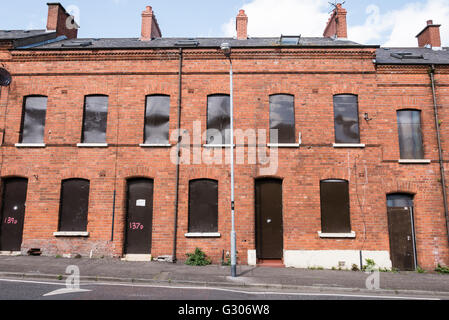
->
[0,251,21,256]
[121,254,152,262]
[257,259,285,268]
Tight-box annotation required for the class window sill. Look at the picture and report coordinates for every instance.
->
[203,144,235,148]
[267,143,301,148]
[54,231,89,237]
[333,144,365,148]
[77,143,108,148]
[185,232,221,238]
[15,143,46,148]
[140,144,172,148]
[398,159,431,164]
[318,231,356,239]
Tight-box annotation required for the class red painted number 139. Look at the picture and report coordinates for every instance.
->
[4,217,18,225]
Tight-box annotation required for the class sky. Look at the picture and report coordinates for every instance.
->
[0,0,448,47]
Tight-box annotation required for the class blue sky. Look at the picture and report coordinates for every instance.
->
[1,0,448,46]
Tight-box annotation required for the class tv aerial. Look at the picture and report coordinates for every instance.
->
[328,1,346,14]
[0,68,12,87]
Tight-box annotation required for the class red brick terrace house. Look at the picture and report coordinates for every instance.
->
[0,3,448,271]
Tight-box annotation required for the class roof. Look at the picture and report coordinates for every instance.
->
[376,47,449,65]
[0,30,51,40]
[20,36,375,50]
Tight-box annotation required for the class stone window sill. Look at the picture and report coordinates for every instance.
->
[185,232,221,238]
[15,143,46,148]
[203,144,235,148]
[398,159,431,164]
[267,143,301,148]
[318,231,356,239]
[140,144,172,148]
[77,143,108,148]
[54,231,90,237]
[333,144,366,148]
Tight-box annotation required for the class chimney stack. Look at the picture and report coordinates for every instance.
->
[236,9,248,40]
[141,6,162,41]
[46,3,79,40]
[416,20,442,50]
[323,3,347,39]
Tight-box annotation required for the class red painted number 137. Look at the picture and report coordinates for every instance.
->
[129,222,144,230]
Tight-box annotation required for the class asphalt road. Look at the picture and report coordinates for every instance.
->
[0,278,443,301]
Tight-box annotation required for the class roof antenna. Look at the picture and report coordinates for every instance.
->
[328,1,346,14]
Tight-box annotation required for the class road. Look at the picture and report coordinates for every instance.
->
[0,278,443,300]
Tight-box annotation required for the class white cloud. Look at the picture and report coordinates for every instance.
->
[222,0,330,37]
[349,0,449,47]
[222,0,449,47]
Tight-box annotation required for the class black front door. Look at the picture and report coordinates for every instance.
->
[0,178,28,252]
[255,179,283,260]
[125,179,154,255]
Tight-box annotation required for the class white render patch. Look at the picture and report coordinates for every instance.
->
[121,254,152,262]
[247,250,257,266]
[284,250,392,270]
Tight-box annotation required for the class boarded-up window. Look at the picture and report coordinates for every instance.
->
[397,110,424,159]
[269,94,295,144]
[20,96,48,143]
[58,179,90,232]
[82,95,109,143]
[207,95,230,145]
[320,180,351,233]
[188,179,218,233]
[144,95,170,144]
[334,95,360,144]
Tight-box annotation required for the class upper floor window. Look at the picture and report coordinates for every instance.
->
[82,95,108,143]
[188,179,218,233]
[58,179,90,232]
[207,95,230,145]
[320,179,351,233]
[397,110,424,160]
[20,96,48,144]
[144,95,170,144]
[269,94,296,144]
[333,95,360,144]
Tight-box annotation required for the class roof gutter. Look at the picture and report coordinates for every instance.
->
[429,64,449,249]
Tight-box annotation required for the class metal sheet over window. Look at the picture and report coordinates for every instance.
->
[21,96,47,143]
[334,95,360,144]
[397,110,424,160]
[82,95,108,143]
[207,95,230,145]
[320,180,351,233]
[144,95,170,144]
[270,94,295,144]
[59,179,90,232]
[188,179,218,233]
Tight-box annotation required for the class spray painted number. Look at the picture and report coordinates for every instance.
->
[129,222,144,230]
[3,217,18,225]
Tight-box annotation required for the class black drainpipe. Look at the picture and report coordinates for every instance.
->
[430,64,449,246]
[172,48,183,263]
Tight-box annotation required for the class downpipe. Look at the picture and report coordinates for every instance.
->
[429,65,449,247]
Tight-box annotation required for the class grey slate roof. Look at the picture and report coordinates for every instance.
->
[376,47,449,65]
[0,30,51,40]
[25,36,372,49]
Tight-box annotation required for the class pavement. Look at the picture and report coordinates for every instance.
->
[0,256,448,298]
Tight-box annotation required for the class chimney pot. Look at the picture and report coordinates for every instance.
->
[141,5,162,41]
[427,20,433,25]
[416,19,441,49]
[323,3,348,39]
[236,9,248,40]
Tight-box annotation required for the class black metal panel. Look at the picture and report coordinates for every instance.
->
[82,95,108,143]
[333,95,360,144]
[58,179,90,232]
[387,207,416,271]
[125,179,154,254]
[188,179,218,233]
[269,94,295,144]
[144,95,170,144]
[255,179,283,259]
[207,95,230,145]
[0,68,12,87]
[0,178,28,251]
[320,180,351,233]
[20,96,47,144]
[397,110,424,160]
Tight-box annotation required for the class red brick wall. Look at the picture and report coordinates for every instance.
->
[0,47,448,270]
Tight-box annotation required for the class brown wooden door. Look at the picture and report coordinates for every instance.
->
[387,207,416,271]
[0,178,28,252]
[125,179,154,255]
[255,179,283,260]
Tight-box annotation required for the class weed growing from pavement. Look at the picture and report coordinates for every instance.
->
[435,264,449,274]
[185,248,212,266]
